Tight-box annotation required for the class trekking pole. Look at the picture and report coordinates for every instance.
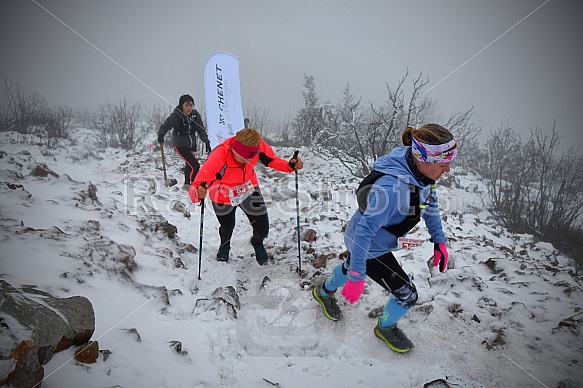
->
[293,150,302,275]
[197,181,206,280]
[160,143,168,187]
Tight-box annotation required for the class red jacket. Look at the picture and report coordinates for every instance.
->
[191,137,294,205]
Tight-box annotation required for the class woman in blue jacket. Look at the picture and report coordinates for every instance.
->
[313,124,458,353]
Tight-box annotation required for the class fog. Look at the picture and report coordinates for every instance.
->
[1,0,582,149]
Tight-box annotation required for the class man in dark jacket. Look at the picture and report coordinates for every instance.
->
[158,94,212,190]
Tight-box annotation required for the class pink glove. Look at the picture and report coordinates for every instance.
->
[341,278,365,304]
[433,242,449,273]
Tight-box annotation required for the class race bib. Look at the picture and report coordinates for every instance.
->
[228,181,255,206]
[397,237,426,249]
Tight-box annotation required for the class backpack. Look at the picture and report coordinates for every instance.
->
[355,170,428,238]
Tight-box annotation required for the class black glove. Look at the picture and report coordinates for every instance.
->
[205,143,211,153]
[157,135,164,144]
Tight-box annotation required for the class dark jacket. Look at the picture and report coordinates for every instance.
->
[158,107,210,150]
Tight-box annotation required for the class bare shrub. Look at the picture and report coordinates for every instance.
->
[245,102,274,138]
[0,74,73,148]
[75,107,95,129]
[0,73,49,134]
[146,101,171,144]
[480,123,583,272]
[443,107,481,168]
[92,96,148,151]
[43,104,74,139]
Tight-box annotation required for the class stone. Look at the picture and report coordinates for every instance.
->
[0,280,96,386]
[74,341,99,364]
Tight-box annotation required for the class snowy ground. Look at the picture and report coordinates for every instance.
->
[0,129,581,388]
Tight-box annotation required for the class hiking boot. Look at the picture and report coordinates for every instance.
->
[252,243,268,265]
[216,245,230,262]
[374,320,414,353]
[182,183,190,191]
[312,284,343,321]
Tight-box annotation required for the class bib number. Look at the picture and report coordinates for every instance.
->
[397,237,426,249]
[228,181,255,206]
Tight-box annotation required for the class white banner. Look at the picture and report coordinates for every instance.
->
[203,51,244,149]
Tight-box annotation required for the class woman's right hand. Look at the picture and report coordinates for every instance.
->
[197,185,207,199]
[188,183,207,203]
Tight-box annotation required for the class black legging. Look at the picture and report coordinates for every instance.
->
[211,187,269,248]
[174,146,200,185]
[346,251,411,292]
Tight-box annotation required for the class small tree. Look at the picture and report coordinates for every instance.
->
[291,74,327,146]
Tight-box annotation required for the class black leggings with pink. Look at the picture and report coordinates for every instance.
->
[174,146,200,185]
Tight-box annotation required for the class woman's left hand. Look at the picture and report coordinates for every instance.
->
[341,278,365,304]
[290,157,303,171]
[433,242,449,273]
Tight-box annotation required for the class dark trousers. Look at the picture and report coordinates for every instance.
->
[174,146,200,185]
[347,251,412,292]
[211,187,269,248]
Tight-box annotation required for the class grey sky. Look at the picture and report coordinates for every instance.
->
[1,1,582,150]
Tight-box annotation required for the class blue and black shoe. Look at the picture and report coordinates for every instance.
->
[312,284,343,321]
[374,320,414,353]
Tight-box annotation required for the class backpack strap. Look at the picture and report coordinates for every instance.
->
[357,170,434,238]
[356,170,387,213]
[207,144,229,185]
[214,163,228,181]
[384,184,421,238]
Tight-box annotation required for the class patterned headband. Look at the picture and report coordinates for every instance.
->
[411,137,458,163]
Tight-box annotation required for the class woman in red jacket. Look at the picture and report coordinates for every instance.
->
[189,128,303,265]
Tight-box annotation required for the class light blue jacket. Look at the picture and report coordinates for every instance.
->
[345,146,447,280]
